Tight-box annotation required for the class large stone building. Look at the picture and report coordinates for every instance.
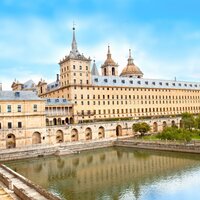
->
[0,91,46,148]
[37,27,200,124]
[1,27,199,149]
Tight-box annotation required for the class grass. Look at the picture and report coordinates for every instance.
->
[191,135,200,140]
[143,134,160,140]
[142,131,200,141]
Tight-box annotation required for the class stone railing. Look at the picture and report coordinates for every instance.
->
[0,164,61,200]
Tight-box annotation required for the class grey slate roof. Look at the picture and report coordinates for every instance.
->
[47,81,60,92]
[91,61,100,76]
[0,91,43,101]
[45,98,72,106]
[92,75,200,90]
[23,80,36,89]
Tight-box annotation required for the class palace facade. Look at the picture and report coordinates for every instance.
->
[37,27,200,125]
[0,27,199,149]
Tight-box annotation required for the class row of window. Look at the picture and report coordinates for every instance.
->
[81,106,200,115]
[94,78,200,88]
[0,105,38,113]
[0,122,22,129]
[46,86,200,98]
[75,94,200,100]
[61,79,90,87]
[79,100,200,106]
[61,72,89,78]
[61,65,88,73]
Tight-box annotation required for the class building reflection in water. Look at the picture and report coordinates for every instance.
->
[5,147,200,200]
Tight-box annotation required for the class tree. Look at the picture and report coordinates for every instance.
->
[156,127,191,142]
[132,122,151,136]
[195,114,200,129]
[181,112,195,130]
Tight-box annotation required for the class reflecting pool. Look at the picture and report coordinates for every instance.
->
[5,147,200,200]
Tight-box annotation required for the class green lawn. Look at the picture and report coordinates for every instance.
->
[143,134,160,140]
[191,135,200,140]
[142,132,200,141]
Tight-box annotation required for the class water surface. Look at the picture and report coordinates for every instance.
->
[5,147,200,200]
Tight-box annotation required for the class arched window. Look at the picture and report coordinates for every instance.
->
[112,67,115,75]
[104,68,107,76]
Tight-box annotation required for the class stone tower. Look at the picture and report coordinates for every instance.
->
[101,46,118,76]
[59,26,91,87]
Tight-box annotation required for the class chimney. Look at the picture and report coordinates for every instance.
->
[56,74,59,82]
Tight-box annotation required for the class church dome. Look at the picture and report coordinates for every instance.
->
[120,49,143,78]
[101,46,117,67]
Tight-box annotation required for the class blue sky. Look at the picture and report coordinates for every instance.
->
[1,0,200,90]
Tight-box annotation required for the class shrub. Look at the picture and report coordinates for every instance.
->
[156,127,192,142]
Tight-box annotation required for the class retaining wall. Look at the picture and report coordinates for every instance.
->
[114,140,200,154]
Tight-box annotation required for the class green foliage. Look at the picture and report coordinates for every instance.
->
[156,127,192,142]
[181,112,195,130]
[132,122,151,136]
[195,114,200,129]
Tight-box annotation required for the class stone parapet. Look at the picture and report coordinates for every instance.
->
[0,164,60,200]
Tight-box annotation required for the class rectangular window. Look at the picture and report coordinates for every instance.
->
[17,105,22,112]
[33,104,37,112]
[18,122,22,128]
[7,105,11,113]
[8,122,12,129]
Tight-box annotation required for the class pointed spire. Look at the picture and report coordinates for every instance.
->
[128,49,134,65]
[91,60,100,76]
[71,24,78,52]
[107,45,111,59]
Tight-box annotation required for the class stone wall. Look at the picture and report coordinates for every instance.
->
[0,116,181,150]
[0,164,60,200]
[114,140,200,154]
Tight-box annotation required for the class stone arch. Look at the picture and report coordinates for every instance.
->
[58,118,62,125]
[163,121,167,129]
[116,125,122,136]
[53,118,57,126]
[6,134,16,149]
[153,122,158,132]
[71,128,78,142]
[32,132,41,144]
[85,127,92,140]
[171,120,176,127]
[104,68,107,76]
[98,126,105,139]
[56,130,64,143]
[69,117,73,124]
[65,118,69,124]
[46,119,49,126]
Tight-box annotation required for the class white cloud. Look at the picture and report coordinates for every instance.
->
[1,13,200,91]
